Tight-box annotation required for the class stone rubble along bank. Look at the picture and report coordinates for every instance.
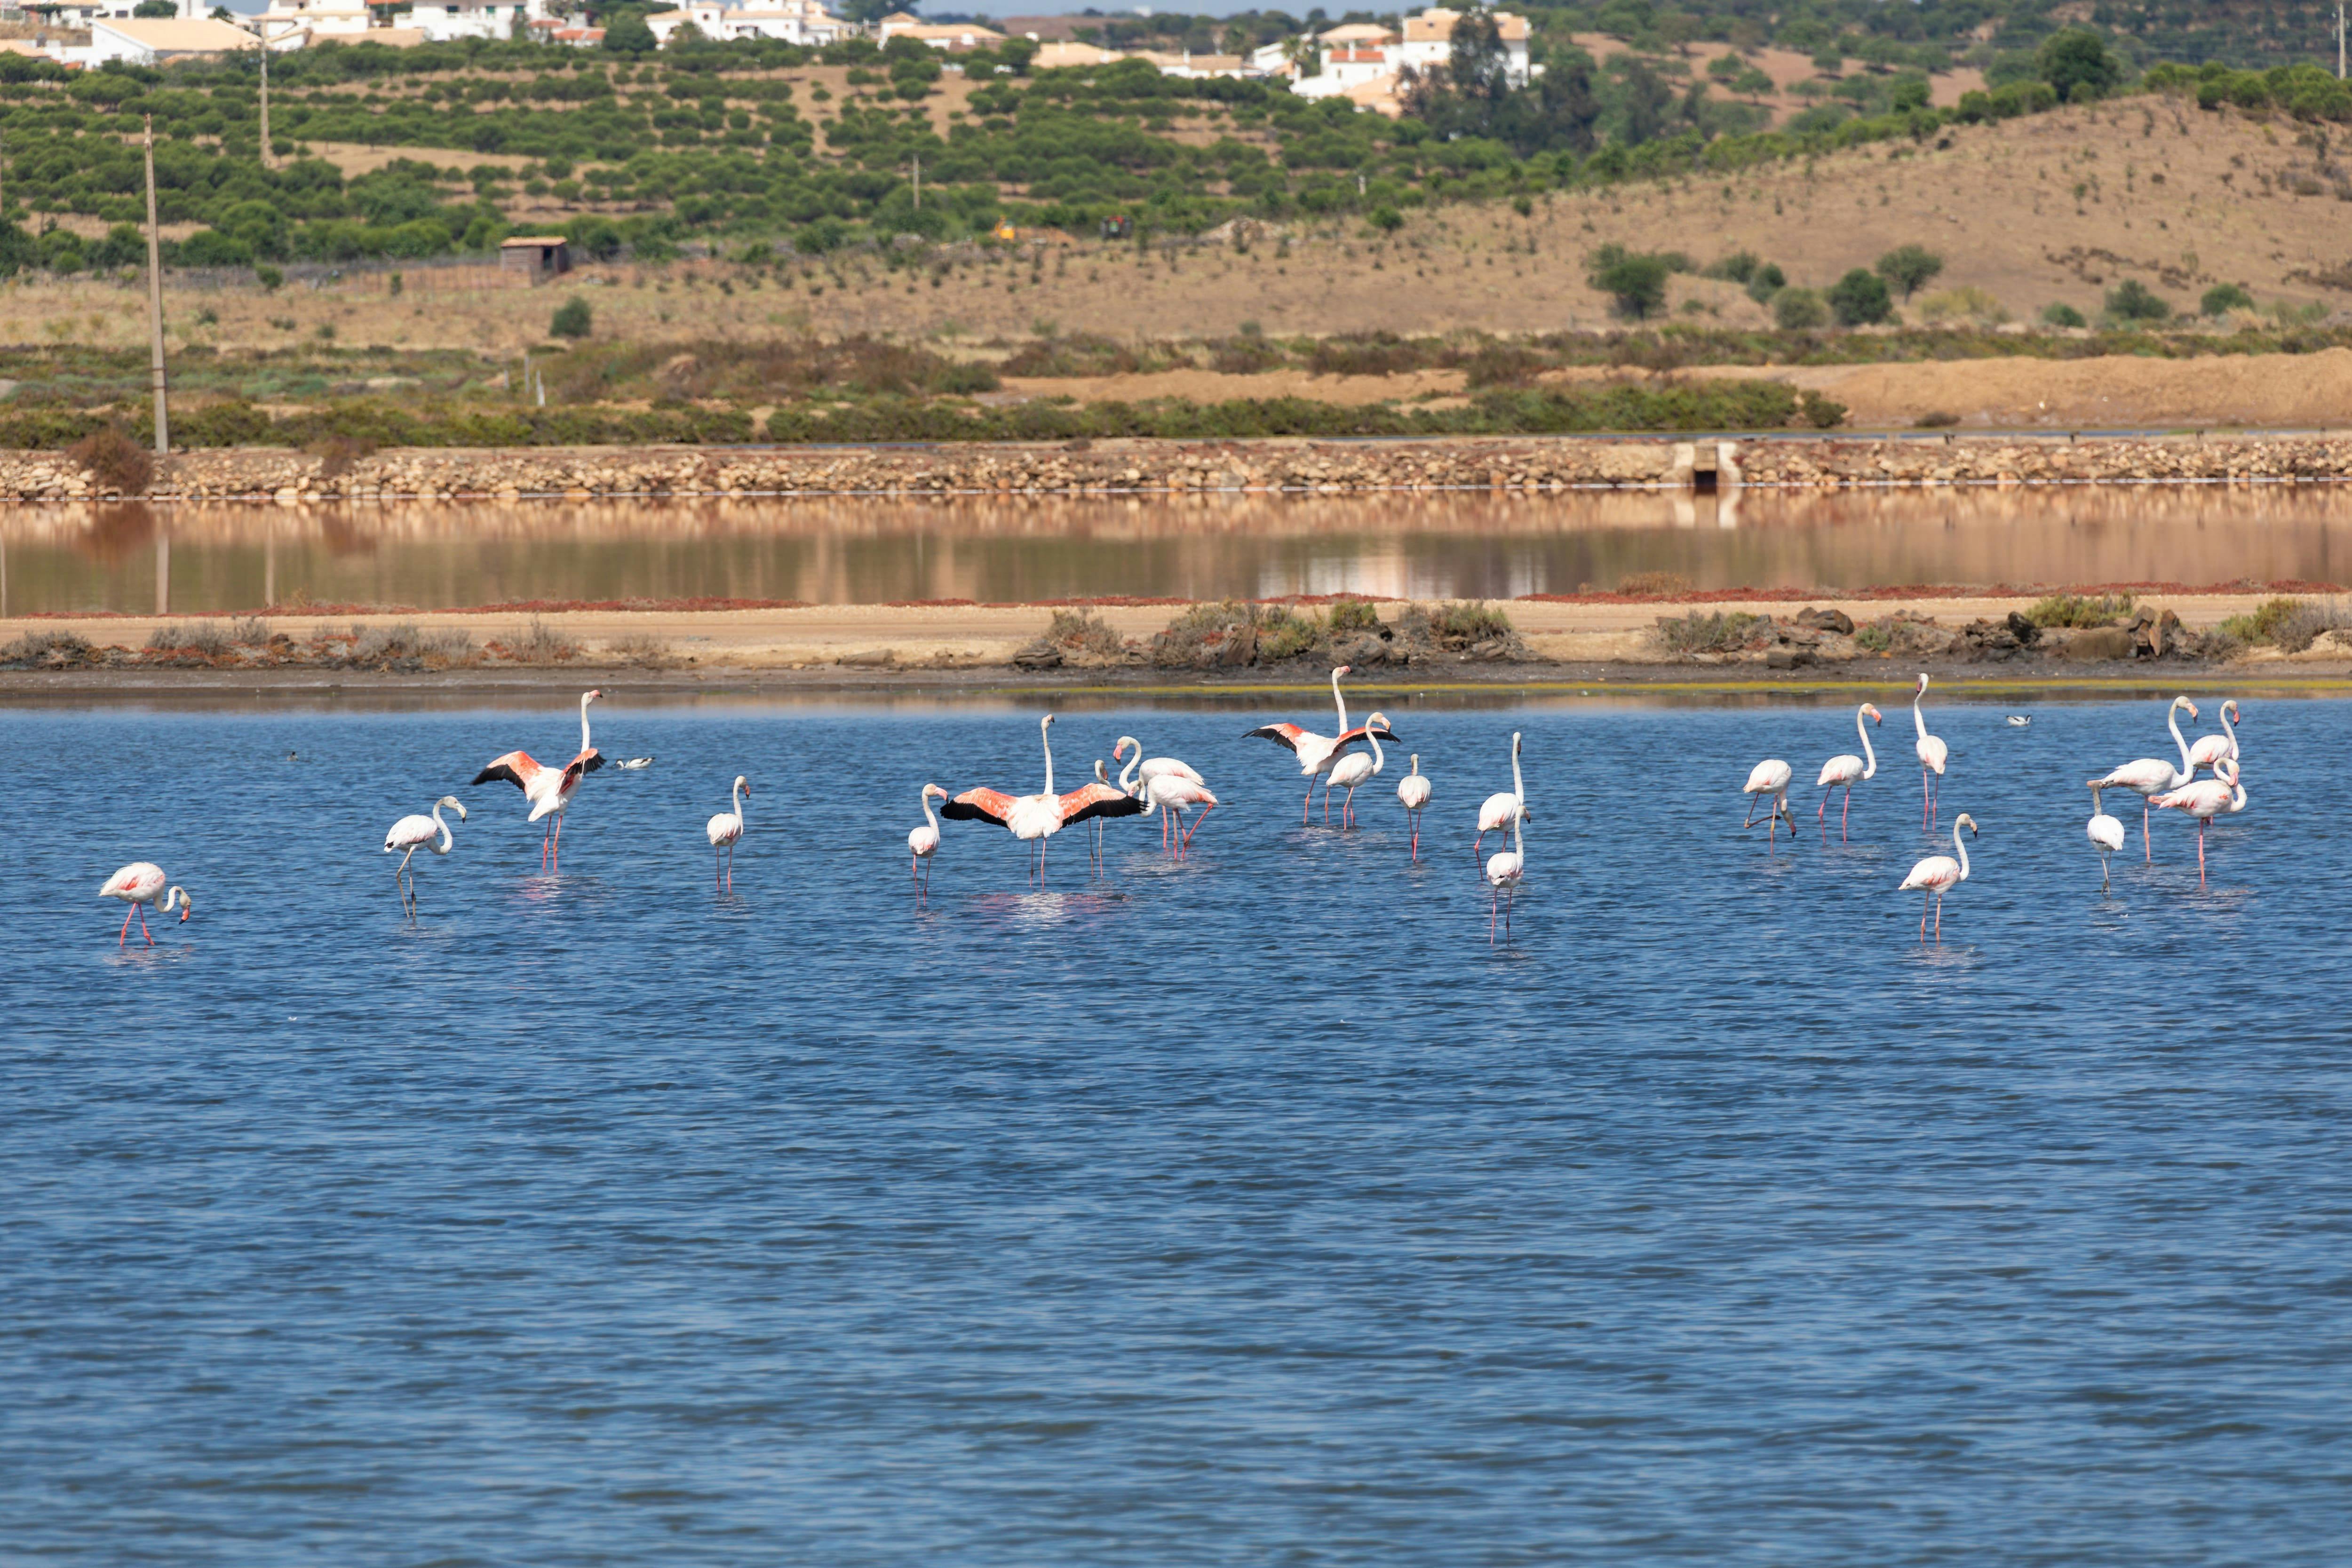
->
[3,433,2351,501]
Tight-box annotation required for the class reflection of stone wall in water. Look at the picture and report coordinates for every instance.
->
[4,489,2352,615]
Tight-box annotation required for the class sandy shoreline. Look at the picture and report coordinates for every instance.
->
[7,593,2349,697]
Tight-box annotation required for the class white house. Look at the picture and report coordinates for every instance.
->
[648,0,853,48]
[252,0,374,50]
[83,14,259,64]
[1131,48,1250,80]
[405,0,542,43]
[34,0,201,24]
[1395,7,1530,87]
[1291,39,1396,100]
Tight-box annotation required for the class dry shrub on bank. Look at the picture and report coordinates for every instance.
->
[1616,571,1693,597]
[1653,610,1776,654]
[68,426,152,494]
[231,617,271,644]
[606,631,672,667]
[148,621,231,656]
[498,617,577,664]
[1428,601,1515,645]
[2220,595,2348,652]
[2027,592,2136,628]
[1045,609,1125,657]
[309,436,379,481]
[0,629,99,668]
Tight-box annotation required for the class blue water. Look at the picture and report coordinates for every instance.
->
[3,695,2346,1565]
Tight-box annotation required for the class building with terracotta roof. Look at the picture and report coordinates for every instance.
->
[877,10,1003,50]
[1396,7,1530,86]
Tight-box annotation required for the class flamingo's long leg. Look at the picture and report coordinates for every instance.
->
[1302,782,1313,825]
[119,905,135,945]
[1842,787,1853,840]
[1183,804,1211,850]
[138,905,154,946]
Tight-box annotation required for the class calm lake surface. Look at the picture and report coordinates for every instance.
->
[7,485,2352,613]
[4,694,2346,1565]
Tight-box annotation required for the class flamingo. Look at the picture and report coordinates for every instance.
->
[1244,664,1399,824]
[1324,711,1390,828]
[2090,695,2199,861]
[1137,772,1221,860]
[1815,703,1882,840]
[2087,783,2125,891]
[1112,734,1205,791]
[1913,673,1948,828]
[1396,754,1432,860]
[941,713,1143,881]
[1484,804,1526,944]
[98,862,193,947]
[1473,732,1531,860]
[908,783,946,889]
[1742,757,1796,844]
[2187,699,2241,777]
[707,774,749,892]
[383,795,466,916]
[1898,812,1978,943]
[472,688,604,871]
[2153,756,2246,887]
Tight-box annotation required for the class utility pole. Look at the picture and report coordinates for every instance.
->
[911,151,921,210]
[259,45,272,169]
[143,115,168,454]
[2339,1,2346,79]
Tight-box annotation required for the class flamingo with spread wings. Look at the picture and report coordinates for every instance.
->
[940,714,1143,881]
[471,688,604,872]
[1243,664,1400,824]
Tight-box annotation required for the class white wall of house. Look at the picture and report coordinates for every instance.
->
[404,0,541,44]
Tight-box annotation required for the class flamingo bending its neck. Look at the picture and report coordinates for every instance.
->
[1396,754,1431,860]
[1323,711,1389,828]
[909,783,946,890]
[1899,812,1977,943]
[706,774,750,892]
[1244,665,1400,824]
[1136,771,1220,860]
[2152,756,2246,887]
[1742,757,1796,844]
[1912,673,1948,828]
[1816,702,1882,839]
[2090,694,2199,862]
[941,714,1143,882]
[1473,732,1530,860]
[99,862,193,946]
[1484,804,1526,944]
[384,795,466,916]
[2087,783,2125,891]
[473,688,605,871]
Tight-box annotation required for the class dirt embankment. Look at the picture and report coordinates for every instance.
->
[6,592,2345,686]
[7,430,2352,504]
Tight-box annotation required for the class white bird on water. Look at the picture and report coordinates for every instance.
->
[1473,732,1530,861]
[2090,694,2199,862]
[1484,804,1526,945]
[1913,673,1949,828]
[1323,711,1389,828]
[2153,756,2246,887]
[615,756,655,770]
[706,774,750,892]
[2187,699,2241,778]
[98,862,193,947]
[384,795,466,916]
[1899,812,1978,944]
[1742,757,1796,844]
[472,687,605,871]
[1243,665,1398,826]
[1814,702,1882,840]
[908,783,946,890]
[2087,783,2125,891]
[1396,754,1432,860]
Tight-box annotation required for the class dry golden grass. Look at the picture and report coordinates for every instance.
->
[7,99,2350,429]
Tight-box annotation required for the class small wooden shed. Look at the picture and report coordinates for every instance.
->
[499,236,572,278]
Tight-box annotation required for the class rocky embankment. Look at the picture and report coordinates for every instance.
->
[3,431,2349,501]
